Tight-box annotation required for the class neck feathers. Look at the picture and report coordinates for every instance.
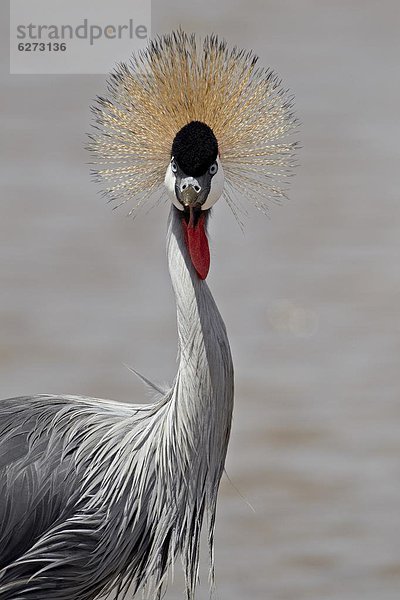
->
[167,207,233,412]
[166,206,234,594]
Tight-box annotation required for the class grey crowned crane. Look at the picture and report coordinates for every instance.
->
[0,30,297,600]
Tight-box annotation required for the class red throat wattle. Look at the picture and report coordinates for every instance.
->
[181,209,210,280]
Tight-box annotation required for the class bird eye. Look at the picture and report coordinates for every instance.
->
[209,162,218,175]
[171,160,177,173]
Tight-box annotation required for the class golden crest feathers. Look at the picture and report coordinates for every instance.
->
[88,30,298,218]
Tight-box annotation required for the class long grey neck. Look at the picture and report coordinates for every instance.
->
[97,207,235,598]
[166,206,234,488]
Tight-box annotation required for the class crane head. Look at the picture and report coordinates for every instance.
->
[164,121,224,280]
[88,31,298,280]
[164,121,224,212]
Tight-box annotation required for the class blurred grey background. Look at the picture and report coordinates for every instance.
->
[1,1,400,599]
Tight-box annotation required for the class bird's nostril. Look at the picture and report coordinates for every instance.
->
[180,179,201,195]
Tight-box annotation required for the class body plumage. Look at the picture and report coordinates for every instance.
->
[0,208,233,599]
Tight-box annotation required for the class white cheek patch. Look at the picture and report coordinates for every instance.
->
[202,157,224,210]
[164,163,184,211]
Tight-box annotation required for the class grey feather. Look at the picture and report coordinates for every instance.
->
[0,206,234,600]
[122,364,168,396]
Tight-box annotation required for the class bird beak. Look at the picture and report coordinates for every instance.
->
[167,169,212,280]
[180,185,201,208]
[175,174,211,210]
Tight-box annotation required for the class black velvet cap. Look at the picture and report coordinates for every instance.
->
[171,121,218,177]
